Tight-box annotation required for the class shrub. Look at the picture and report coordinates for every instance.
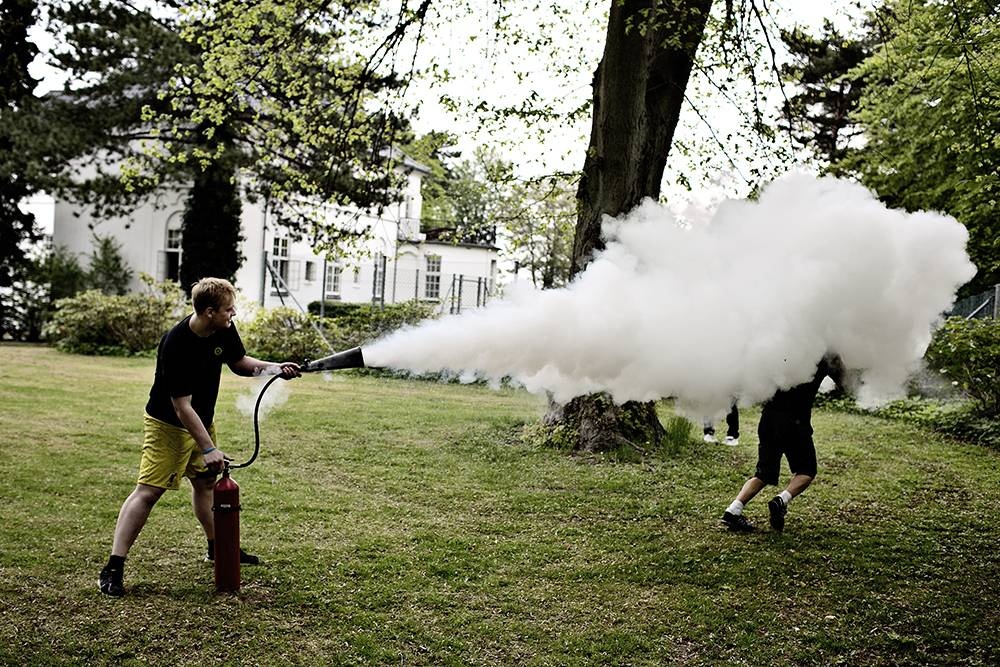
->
[44,275,185,355]
[925,317,1000,417]
[239,306,332,363]
[324,301,436,350]
[306,300,365,318]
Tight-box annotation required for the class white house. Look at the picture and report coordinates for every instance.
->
[51,152,499,315]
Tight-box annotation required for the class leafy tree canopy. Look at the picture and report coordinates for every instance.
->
[839,0,999,294]
[138,0,431,255]
[779,18,875,166]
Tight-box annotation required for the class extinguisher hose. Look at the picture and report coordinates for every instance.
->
[228,373,283,470]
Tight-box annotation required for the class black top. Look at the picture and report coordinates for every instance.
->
[145,315,247,428]
[763,356,844,421]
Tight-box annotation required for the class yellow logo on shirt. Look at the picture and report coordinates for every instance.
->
[214,347,223,356]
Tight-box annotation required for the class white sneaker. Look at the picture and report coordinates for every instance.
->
[723,436,739,446]
[703,434,718,444]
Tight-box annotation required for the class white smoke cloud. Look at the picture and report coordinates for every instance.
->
[364,174,976,415]
[236,373,290,418]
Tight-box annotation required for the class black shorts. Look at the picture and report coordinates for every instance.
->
[754,411,817,486]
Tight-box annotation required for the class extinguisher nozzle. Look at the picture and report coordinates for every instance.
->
[301,346,365,373]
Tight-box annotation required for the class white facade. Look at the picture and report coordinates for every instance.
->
[51,158,499,315]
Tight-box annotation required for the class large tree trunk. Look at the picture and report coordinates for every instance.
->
[546,0,714,453]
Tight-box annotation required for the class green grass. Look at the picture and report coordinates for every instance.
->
[1,343,998,666]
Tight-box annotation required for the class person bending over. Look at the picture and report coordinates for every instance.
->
[720,355,844,532]
[99,278,300,597]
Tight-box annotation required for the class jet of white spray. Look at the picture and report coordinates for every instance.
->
[364,174,976,416]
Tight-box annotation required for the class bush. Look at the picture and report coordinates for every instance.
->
[239,306,332,363]
[323,301,436,350]
[306,300,365,318]
[925,317,1000,417]
[44,275,185,355]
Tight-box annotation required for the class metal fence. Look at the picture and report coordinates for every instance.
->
[373,262,494,314]
[949,284,1000,320]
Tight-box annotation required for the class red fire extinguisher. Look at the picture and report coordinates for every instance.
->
[213,464,241,593]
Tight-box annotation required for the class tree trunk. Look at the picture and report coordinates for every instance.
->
[546,0,714,452]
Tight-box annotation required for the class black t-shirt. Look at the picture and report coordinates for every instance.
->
[145,315,247,428]
[763,356,845,422]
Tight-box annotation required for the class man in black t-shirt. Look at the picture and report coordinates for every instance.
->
[99,278,300,597]
[720,355,845,533]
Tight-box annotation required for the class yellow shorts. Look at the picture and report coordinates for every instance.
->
[137,414,218,490]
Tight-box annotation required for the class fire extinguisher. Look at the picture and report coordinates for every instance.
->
[213,464,241,593]
[212,373,282,593]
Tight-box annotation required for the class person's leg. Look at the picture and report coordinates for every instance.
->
[724,404,740,444]
[100,483,166,597]
[722,412,781,531]
[702,419,717,443]
[111,483,166,557]
[101,416,188,596]
[769,434,817,532]
[736,476,766,504]
[784,473,814,499]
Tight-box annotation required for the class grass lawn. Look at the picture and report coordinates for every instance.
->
[1,343,998,666]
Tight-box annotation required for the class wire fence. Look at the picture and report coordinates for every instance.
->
[949,284,999,320]
[373,262,495,314]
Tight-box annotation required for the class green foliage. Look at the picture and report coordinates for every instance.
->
[31,0,193,216]
[43,275,185,355]
[44,244,88,303]
[660,414,695,456]
[2,243,88,342]
[926,316,1000,417]
[86,234,133,296]
[839,0,1000,295]
[405,137,573,288]
[138,0,426,252]
[820,394,1000,450]
[306,300,365,318]
[322,301,436,350]
[179,153,244,293]
[239,306,331,364]
[401,131,461,230]
[779,19,874,166]
[416,144,504,246]
[0,0,43,335]
[502,174,576,289]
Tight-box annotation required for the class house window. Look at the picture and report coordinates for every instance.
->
[271,236,296,293]
[305,261,316,282]
[353,267,361,285]
[162,227,182,282]
[325,264,342,298]
[425,255,441,299]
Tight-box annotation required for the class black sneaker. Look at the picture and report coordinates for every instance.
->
[98,565,124,597]
[206,547,261,565]
[720,511,754,532]
[768,496,788,532]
